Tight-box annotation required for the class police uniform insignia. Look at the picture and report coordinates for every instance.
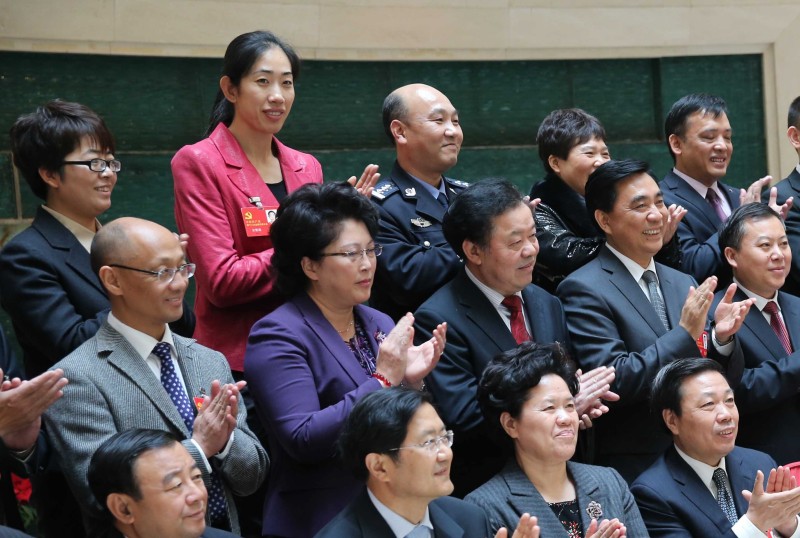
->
[410,217,432,228]
[404,187,416,197]
[447,179,470,188]
[372,181,399,201]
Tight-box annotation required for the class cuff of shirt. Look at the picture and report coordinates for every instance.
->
[734,514,800,538]
[214,431,234,460]
[712,327,735,356]
[190,439,213,473]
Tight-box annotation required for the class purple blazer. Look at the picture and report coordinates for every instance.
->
[244,292,394,538]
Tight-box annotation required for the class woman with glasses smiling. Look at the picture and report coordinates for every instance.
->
[244,182,446,538]
[465,343,647,538]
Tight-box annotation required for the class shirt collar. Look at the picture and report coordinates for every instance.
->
[674,443,728,492]
[672,168,726,202]
[408,172,447,200]
[732,278,779,312]
[367,489,433,538]
[107,312,176,360]
[464,266,522,307]
[795,163,800,176]
[605,243,657,283]
[41,204,100,253]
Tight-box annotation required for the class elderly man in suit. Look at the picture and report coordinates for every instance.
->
[316,388,540,538]
[414,179,615,497]
[557,158,753,483]
[42,217,267,536]
[712,202,800,465]
[776,95,800,296]
[632,359,800,537]
[370,83,470,321]
[660,93,792,285]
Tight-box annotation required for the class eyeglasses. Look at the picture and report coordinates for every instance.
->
[388,431,454,453]
[320,244,383,263]
[109,263,196,284]
[62,159,122,173]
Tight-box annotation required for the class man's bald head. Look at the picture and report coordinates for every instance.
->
[91,217,173,275]
[382,84,450,145]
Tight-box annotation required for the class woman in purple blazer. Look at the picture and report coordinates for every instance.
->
[244,182,446,538]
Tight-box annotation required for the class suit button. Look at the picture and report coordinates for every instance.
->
[423,241,431,247]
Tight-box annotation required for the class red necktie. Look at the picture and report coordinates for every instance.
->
[763,301,793,354]
[501,295,532,344]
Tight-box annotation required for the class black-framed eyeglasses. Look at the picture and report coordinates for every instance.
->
[388,431,454,453]
[109,263,195,284]
[320,244,383,263]
[62,159,121,173]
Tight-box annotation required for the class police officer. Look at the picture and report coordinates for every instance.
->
[371,84,469,321]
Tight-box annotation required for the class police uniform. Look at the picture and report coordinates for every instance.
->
[370,161,469,321]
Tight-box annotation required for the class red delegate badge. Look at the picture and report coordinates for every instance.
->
[240,206,277,237]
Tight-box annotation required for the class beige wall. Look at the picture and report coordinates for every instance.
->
[2,0,799,177]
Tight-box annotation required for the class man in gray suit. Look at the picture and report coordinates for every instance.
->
[42,217,268,536]
[557,159,753,482]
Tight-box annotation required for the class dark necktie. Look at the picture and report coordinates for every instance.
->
[706,188,728,223]
[153,343,228,524]
[763,301,794,354]
[642,270,671,330]
[712,468,739,525]
[501,295,532,344]
[436,191,448,209]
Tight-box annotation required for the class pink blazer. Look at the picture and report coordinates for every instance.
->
[172,123,323,371]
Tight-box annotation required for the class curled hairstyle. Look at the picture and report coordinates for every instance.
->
[664,93,728,162]
[537,108,606,174]
[718,202,783,253]
[650,358,725,434]
[270,182,379,297]
[478,342,578,441]
[88,429,180,524]
[10,99,116,201]
[337,388,433,482]
[788,95,800,130]
[584,159,654,234]
[443,179,526,258]
[206,30,300,136]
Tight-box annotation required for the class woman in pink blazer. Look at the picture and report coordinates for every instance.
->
[172,30,376,374]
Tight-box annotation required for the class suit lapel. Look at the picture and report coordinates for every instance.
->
[352,489,395,538]
[738,291,786,359]
[429,501,465,538]
[391,163,446,223]
[663,171,721,229]
[570,462,609,532]
[455,271,517,353]
[600,248,667,336]
[502,461,566,535]
[98,324,192,436]
[657,264,688,329]
[521,286,548,343]
[778,294,800,353]
[726,449,756,517]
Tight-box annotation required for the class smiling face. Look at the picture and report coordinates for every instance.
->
[42,134,117,230]
[465,203,538,297]
[225,46,295,138]
[502,374,578,466]
[392,84,463,184]
[550,136,610,196]
[124,443,208,538]
[665,371,738,467]
[724,215,790,298]
[670,111,732,187]
[596,172,667,268]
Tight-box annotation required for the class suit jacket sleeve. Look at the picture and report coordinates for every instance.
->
[631,480,723,538]
[245,315,383,463]
[674,213,725,283]
[0,238,107,369]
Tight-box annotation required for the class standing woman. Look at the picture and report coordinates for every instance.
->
[172,30,377,377]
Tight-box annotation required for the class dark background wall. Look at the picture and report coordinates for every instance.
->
[0,50,765,358]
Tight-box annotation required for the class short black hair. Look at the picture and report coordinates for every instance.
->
[788,95,800,130]
[650,358,725,434]
[337,388,433,482]
[270,181,379,297]
[477,342,578,442]
[664,93,728,162]
[207,30,300,136]
[382,90,408,146]
[718,202,783,253]
[88,429,180,524]
[442,179,526,258]
[10,99,116,201]
[584,159,655,234]
[537,108,606,174]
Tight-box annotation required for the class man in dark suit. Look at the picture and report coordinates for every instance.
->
[776,95,800,295]
[316,388,539,538]
[660,93,791,285]
[415,179,614,496]
[42,218,267,536]
[370,84,470,321]
[87,429,239,538]
[713,202,800,465]
[632,359,800,537]
[557,159,753,483]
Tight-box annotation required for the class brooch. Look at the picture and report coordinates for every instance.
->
[586,501,603,520]
[374,330,388,343]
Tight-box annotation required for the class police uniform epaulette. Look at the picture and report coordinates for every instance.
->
[446,178,470,188]
[371,181,400,201]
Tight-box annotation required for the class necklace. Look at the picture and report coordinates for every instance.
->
[336,318,354,335]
